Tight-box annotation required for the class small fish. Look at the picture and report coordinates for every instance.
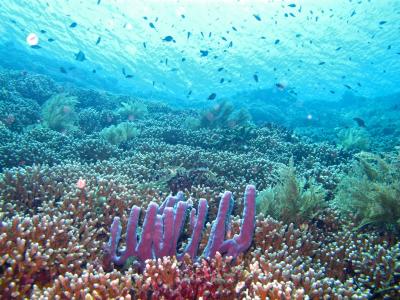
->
[275,82,285,90]
[208,32,212,37]
[40,29,46,33]
[330,90,336,94]
[201,32,204,38]
[319,62,326,65]
[181,14,185,19]
[30,45,41,49]
[48,38,55,42]
[96,37,101,45]
[60,67,67,73]
[253,74,259,82]
[221,36,227,41]
[125,74,133,78]
[187,90,192,97]
[97,0,101,4]
[181,57,186,62]
[149,22,156,29]
[232,26,237,31]
[122,68,126,76]
[220,78,224,83]
[350,10,356,17]
[187,32,191,39]
[162,35,175,42]
[208,93,216,100]
[70,22,77,28]
[253,14,261,21]
[353,117,366,127]
[200,50,208,57]
[288,3,296,7]
[274,39,280,44]
[75,50,86,61]
[379,21,387,25]
[228,41,233,47]
[143,42,146,48]
[344,84,352,89]
[335,47,342,51]
[92,69,96,73]
[218,67,224,72]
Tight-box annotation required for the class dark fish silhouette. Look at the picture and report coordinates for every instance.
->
[149,22,156,29]
[122,68,133,78]
[353,117,366,127]
[97,0,101,4]
[253,14,261,21]
[162,36,175,42]
[275,39,280,44]
[60,67,67,73]
[70,22,77,28]
[208,93,216,100]
[75,50,86,61]
[218,67,224,72]
[220,78,224,83]
[253,74,259,82]
[96,37,101,45]
[200,50,208,57]
[30,45,41,49]
[40,29,46,33]
[48,38,55,42]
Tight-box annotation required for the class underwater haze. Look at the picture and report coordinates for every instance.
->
[1,0,399,103]
[1,1,400,299]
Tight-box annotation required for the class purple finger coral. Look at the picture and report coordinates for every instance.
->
[103,185,256,269]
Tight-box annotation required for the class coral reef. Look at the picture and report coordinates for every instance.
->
[334,151,400,233]
[117,100,148,121]
[41,93,79,132]
[199,101,251,129]
[104,186,255,270]
[0,69,398,299]
[100,122,140,145]
[256,159,327,225]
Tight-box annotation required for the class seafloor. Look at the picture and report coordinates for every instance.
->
[0,69,399,299]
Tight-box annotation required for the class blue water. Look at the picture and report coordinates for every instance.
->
[1,0,399,105]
